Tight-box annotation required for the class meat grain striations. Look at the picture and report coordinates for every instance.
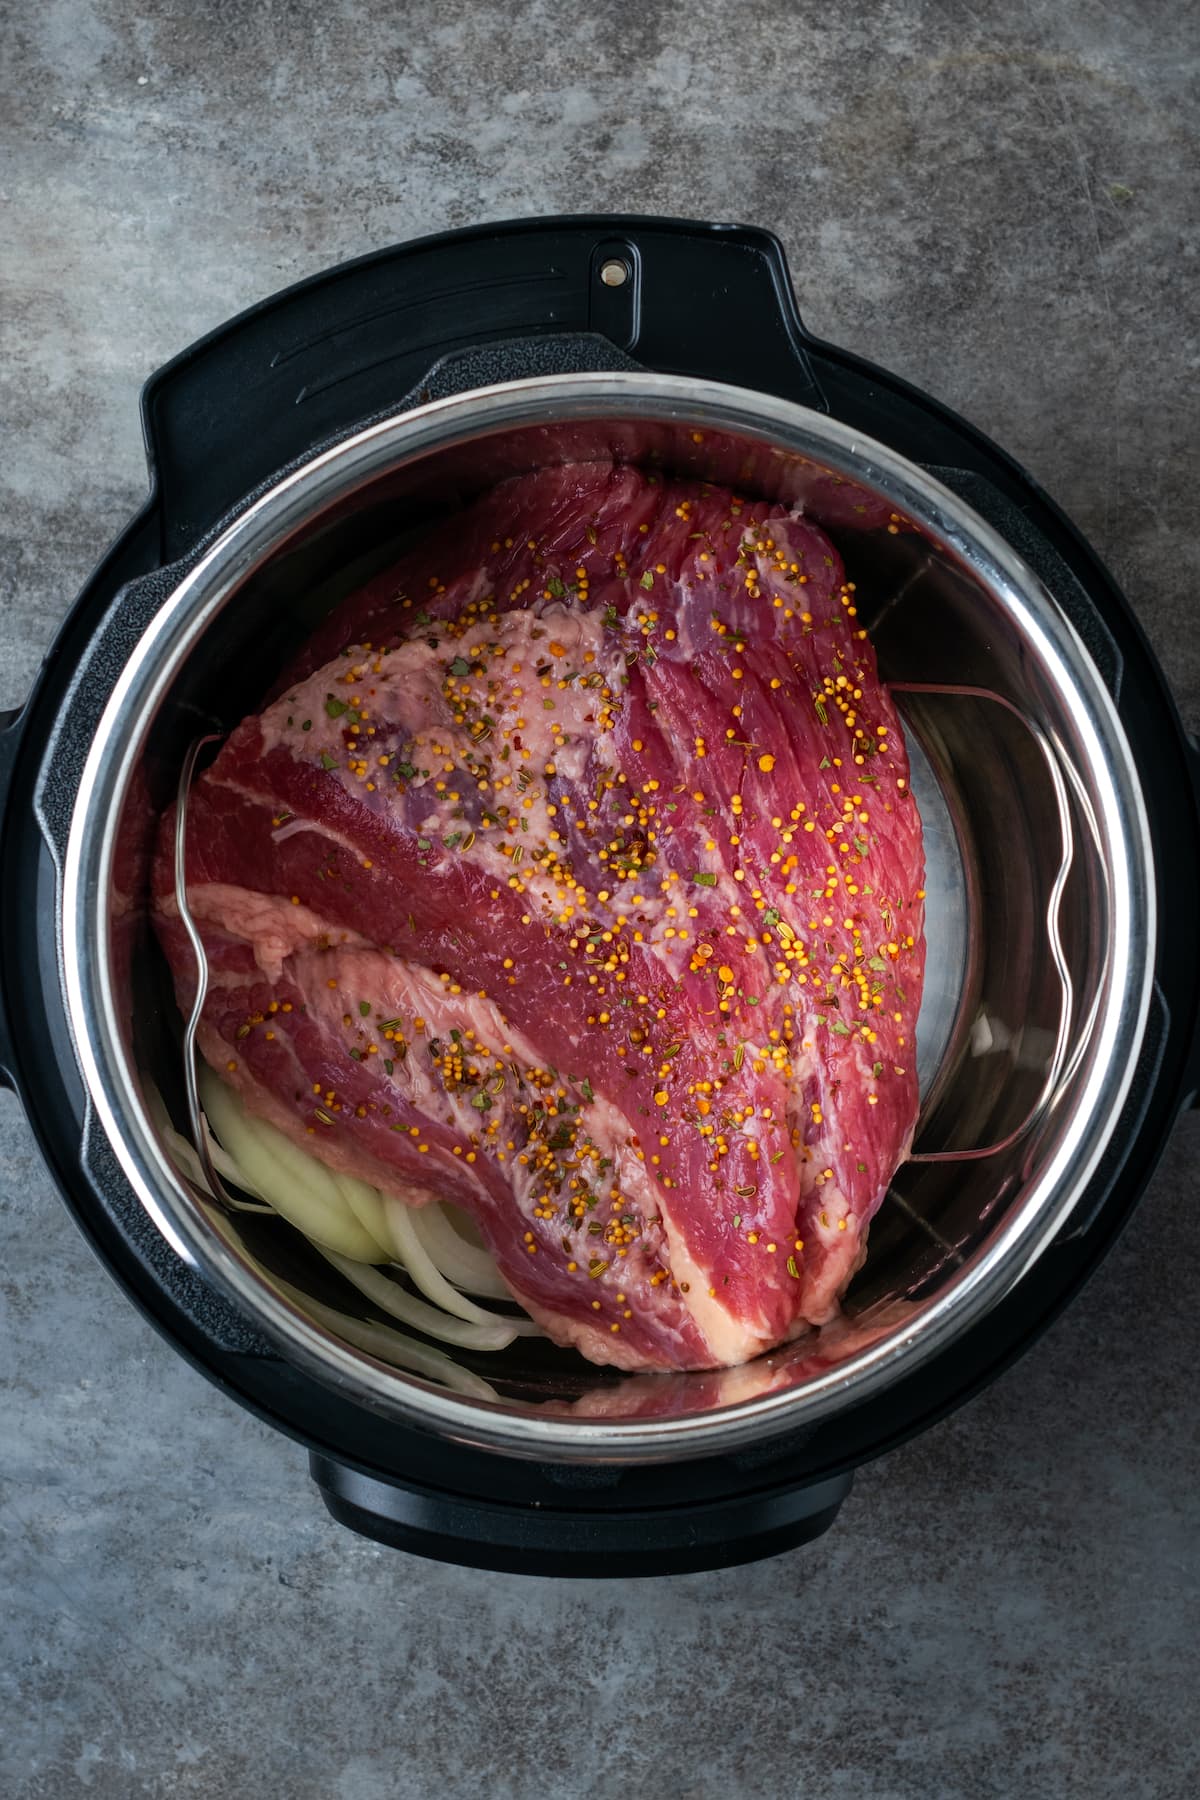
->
[154,464,925,1371]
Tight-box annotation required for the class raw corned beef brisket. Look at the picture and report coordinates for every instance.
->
[153,462,926,1372]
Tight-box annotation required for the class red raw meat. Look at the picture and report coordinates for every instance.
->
[153,463,925,1371]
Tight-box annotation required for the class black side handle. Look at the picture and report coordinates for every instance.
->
[0,707,24,1088]
[309,1452,852,1576]
[33,562,198,874]
[143,214,827,561]
[1189,738,1200,1108]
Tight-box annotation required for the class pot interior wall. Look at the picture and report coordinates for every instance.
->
[111,410,1113,1422]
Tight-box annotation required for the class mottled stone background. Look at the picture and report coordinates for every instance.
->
[2,2,1197,1796]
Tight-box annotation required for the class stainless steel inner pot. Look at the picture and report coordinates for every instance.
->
[60,374,1155,1461]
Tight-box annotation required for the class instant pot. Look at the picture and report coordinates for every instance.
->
[2,216,1197,1575]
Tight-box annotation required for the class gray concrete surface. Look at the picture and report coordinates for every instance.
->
[2,2,1198,1795]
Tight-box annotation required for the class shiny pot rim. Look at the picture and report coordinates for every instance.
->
[61,371,1156,1462]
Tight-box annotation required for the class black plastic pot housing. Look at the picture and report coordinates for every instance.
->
[1,216,1197,1574]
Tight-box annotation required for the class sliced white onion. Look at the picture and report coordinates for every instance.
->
[383,1197,540,1334]
[270,1277,499,1399]
[201,1135,276,1209]
[186,1063,542,1354]
[158,1120,276,1213]
[331,1170,402,1262]
[147,1084,275,1213]
[198,1069,383,1263]
[318,1248,523,1351]
[409,1202,512,1300]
